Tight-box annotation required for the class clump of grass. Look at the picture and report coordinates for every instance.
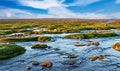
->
[38,36,51,42]
[0,44,26,59]
[112,42,120,51]
[31,44,48,49]
[64,32,118,39]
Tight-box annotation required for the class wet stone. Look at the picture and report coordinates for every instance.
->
[32,61,39,65]
[41,61,52,68]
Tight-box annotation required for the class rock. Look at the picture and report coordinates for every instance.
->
[67,54,77,58]
[53,48,60,50]
[61,61,66,65]
[25,66,31,70]
[112,42,120,51]
[32,61,39,65]
[85,44,91,46]
[41,61,52,68]
[75,44,86,46]
[90,56,98,61]
[69,61,75,65]
[105,53,110,56]
[91,41,99,46]
[98,55,104,61]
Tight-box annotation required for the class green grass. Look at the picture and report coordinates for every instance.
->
[0,44,26,59]
[0,36,51,42]
[31,44,48,49]
[38,36,51,42]
[64,32,118,39]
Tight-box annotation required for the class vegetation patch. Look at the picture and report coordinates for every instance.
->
[38,36,51,42]
[112,42,120,51]
[0,37,38,42]
[0,44,26,59]
[64,32,118,39]
[0,36,51,42]
[31,44,49,49]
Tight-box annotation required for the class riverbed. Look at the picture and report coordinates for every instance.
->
[0,33,120,71]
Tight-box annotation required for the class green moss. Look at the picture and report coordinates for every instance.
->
[0,44,26,59]
[38,36,51,42]
[0,37,38,42]
[31,44,48,49]
[64,32,118,39]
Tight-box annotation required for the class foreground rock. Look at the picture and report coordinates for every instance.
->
[0,44,26,59]
[41,61,52,68]
[112,42,120,51]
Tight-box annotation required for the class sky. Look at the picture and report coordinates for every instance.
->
[0,0,120,19]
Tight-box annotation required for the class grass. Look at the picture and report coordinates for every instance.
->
[38,36,51,42]
[31,44,48,49]
[64,32,118,39]
[0,44,26,59]
[0,36,51,42]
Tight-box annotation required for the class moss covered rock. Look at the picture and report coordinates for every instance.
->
[38,36,51,42]
[31,44,48,49]
[0,44,26,59]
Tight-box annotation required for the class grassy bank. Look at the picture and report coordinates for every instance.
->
[0,36,51,42]
[64,32,118,39]
[0,44,26,59]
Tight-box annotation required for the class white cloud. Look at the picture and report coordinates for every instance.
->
[0,8,33,18]
[19,0,66,10]
[0,7,120,19]
[69,0,100,6]
[116,0,120,3]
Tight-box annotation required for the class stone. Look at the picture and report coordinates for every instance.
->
[98,55,104,61]
[69,61,75,65]
[91,41,100,46]
[41,61,52,68]
[32,61,39,65]
[25,66,31,70]
[90,56,98,61]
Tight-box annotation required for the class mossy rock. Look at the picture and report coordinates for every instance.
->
[0,44,26,59]
[31,44,48,49]
[112,42,120,51]
[38,36,51,42]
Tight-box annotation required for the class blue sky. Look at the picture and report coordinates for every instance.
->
[0,0,120,19]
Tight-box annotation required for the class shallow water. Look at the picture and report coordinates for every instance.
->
[0,33,120,71]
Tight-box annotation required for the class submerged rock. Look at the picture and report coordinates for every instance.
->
[32,61,39,65]
[69,61,75,65]
[67,54,77,58]
[41,61,52,68]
